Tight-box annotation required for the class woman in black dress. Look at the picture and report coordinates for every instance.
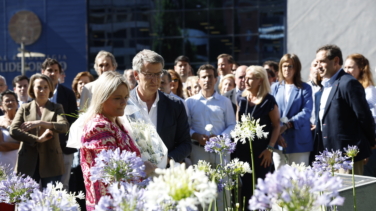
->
[234,65,280,207]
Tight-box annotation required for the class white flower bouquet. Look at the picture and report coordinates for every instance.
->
[121,97,168,169]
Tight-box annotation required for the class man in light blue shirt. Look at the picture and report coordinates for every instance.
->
[186,64,236,162]
[186,64,235,210]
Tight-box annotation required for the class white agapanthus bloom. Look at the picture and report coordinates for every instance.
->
[225,158,252,177]
[205,124,213,133]
[231,114,269,144]
[145,160,217,211]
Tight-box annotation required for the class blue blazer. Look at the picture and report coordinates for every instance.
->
[271,81,313,153]
[314,70,375,161]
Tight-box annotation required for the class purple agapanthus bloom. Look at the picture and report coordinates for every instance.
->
[90,148,146,184]
[312,149,352,174]
[96,182,146,211]
[204,135,236,154]
[0,172,39,204]
[17,182,84,211]
[248,165,344,211]
[344,145,359,158]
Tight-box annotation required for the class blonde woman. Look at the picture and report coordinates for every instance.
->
[183,76,200,98]
[80,71,155,210]
[234,66,280,203]
[218,74,236,95]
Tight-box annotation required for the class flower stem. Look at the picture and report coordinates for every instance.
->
[249,141,256,195]
[352,157,357,211]
[235,177,239,211]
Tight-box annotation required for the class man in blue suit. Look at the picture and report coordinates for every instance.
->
[314,44,375,174]
[130,49,191,164]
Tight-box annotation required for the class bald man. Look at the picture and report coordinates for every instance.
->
[223,65,247,113]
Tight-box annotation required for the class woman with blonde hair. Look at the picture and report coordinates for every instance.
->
[234,65,280,204]
[271,53,313,169]
[80,71,155,210]
[218,74,236,95]
[183,76,200,98]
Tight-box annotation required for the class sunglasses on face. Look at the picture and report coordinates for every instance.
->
[171,79,179,82]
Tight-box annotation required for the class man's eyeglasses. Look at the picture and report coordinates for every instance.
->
[140,71,163,79]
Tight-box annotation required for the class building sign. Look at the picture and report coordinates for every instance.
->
[0,0,87,88]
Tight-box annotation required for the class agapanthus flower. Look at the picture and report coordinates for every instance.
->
[193,160,226,193]
[312,149,352,174]
[344,145,359,158]
[204,135,236,154]
[18,182,84,211]
[145,160,217,211]
[224,158,252,178]
[90,148,145,184]
[0,163,12,181]
[96,182,146,211]
[231,114,268,144]
[0,172,39,204]
[248,165,344,211]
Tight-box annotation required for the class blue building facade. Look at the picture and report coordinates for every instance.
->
[0,0,87,88]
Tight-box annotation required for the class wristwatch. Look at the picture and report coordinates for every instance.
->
[266,145,274,153]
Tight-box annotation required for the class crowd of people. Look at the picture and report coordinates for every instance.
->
[0,44,376,210]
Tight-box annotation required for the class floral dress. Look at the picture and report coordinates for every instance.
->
[80,114,141,211]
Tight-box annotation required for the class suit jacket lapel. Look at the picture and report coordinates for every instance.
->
[275,83,286,116]
[42,101,54,122]
[285,85,299,117]
[231,89,237,105]
[322,80,339,119]
[157,91,166,135]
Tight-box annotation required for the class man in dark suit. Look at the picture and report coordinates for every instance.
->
[224,65,247,113]
[130,49,191,164]
[41,58,78,190]
[314,45,375,174]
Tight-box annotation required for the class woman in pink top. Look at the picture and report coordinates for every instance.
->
[80,71,155,210]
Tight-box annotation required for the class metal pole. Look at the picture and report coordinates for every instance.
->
[21,42,25,75]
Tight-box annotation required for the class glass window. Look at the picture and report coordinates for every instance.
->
[184,10,209,35]
[208,0,234,8]
[234,7,259,35]
[151,38,184,66]
[209,36,233,62]
[185,0,208,10]
[234,35,259,64]
[208,9,234,36]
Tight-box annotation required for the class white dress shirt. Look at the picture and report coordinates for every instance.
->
[185,91,236,137]
[136,90,159,129]
[319,70,341,130]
